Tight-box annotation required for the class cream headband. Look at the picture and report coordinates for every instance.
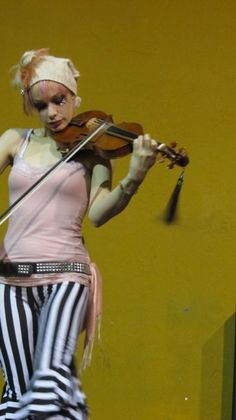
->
[12,49,81,107]
[29,55,79,94]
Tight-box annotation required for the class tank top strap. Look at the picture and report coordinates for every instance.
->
[17,129,33,159]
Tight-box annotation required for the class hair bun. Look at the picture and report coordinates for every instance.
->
[20,49,47,67]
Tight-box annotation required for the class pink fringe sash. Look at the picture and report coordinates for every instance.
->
[81,262,102,369]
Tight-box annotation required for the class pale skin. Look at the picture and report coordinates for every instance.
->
[0,81,158,226]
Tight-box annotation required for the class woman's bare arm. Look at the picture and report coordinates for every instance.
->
[88,135,157,227]
[0,129,25,174]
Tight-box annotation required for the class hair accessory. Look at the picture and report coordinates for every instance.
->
[12,49,80,95]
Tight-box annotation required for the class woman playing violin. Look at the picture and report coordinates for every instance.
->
[0,49,158,419]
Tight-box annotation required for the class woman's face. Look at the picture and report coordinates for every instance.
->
[30,81,76,134]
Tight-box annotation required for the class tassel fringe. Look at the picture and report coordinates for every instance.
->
[164,170,185,223]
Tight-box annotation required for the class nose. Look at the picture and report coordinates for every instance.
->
[48,103,57,120]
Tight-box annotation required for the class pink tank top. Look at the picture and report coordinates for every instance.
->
[1,130,91,264]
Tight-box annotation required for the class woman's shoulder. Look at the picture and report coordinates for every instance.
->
[0,128,29,158]
[1,128,28,142]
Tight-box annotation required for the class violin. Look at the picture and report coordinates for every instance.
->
[0,110,189,226]
[52,110,189,167]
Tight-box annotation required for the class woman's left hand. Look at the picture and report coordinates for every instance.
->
[128,134,158,183]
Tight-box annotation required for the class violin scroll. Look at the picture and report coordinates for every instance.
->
[157,142,189,168]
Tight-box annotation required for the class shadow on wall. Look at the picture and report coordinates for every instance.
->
[200,313,235,420]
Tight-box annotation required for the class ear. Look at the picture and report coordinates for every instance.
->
[75,96,82,108]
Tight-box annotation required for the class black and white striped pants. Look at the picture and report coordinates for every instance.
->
[0,281,89,419]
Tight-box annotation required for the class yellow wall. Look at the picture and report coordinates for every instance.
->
[0,0,236,418]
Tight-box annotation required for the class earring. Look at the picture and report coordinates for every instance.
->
[75,96,82,108]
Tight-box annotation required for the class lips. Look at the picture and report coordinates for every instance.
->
[48,120,63,127]
[47,120,64,132]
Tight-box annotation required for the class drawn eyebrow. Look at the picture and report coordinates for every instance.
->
[52,94,66,101]
[33,101,47,110]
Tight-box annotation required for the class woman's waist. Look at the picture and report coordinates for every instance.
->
[1,237,90,264]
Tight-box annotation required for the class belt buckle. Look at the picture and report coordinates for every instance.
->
[17,263,34,276]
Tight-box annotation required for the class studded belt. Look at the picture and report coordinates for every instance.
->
[0,261,91,277]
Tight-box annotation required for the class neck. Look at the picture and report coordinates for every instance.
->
[34,127,48,137]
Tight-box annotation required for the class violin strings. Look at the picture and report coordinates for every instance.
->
[95,119,137,141]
